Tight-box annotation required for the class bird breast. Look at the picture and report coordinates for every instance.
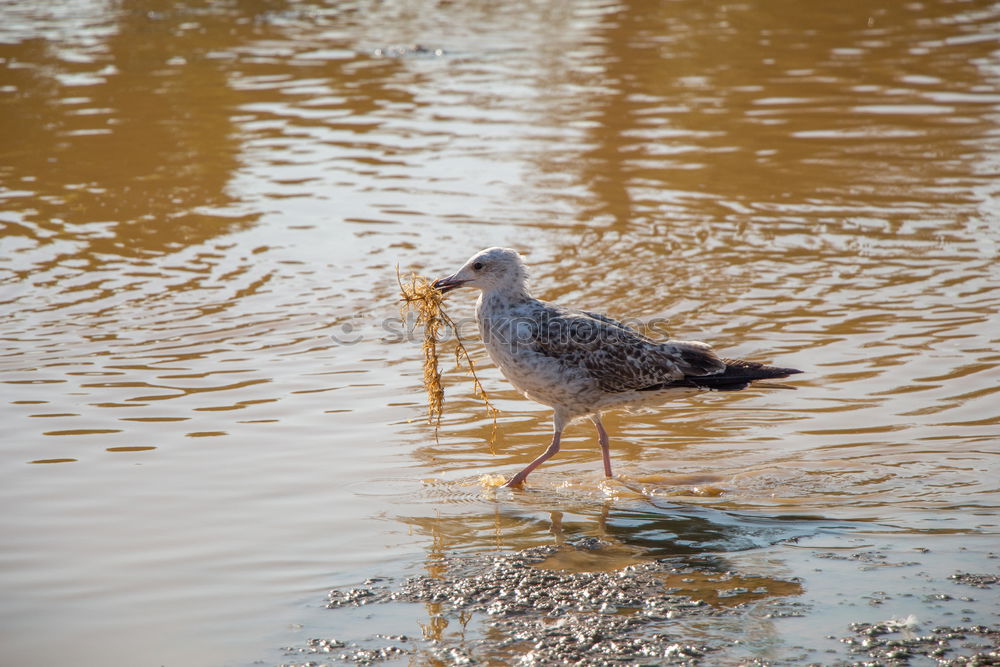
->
[475,302,595,412]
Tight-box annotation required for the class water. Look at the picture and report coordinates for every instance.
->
[1,0,998,664]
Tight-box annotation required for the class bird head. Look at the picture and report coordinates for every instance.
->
[432,247,528,295]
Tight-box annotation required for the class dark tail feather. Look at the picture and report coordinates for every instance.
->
[691,358,802,391]
[639,358,802,393]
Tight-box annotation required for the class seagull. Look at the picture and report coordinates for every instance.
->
[432,247,801,489]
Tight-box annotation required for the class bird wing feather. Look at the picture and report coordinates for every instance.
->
[579,310,653,341]
[526,304,726,393]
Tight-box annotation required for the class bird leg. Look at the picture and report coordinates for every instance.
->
[590,414,613,478]
[504,416,565,488]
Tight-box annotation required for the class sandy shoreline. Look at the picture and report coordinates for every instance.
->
[279,529,999,665]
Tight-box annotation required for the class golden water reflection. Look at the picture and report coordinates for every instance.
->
[1,0,999,665]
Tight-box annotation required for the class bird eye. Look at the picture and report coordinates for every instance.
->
[473,262,484,271]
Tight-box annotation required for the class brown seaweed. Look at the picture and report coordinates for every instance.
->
[398,270,498,449]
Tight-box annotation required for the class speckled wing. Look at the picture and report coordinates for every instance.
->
[580,310,654,342]
[529,304,726,393]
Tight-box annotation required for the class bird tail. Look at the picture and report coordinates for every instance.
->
[688,358,802,392]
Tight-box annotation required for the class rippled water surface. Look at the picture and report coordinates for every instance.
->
[2,1,999,665]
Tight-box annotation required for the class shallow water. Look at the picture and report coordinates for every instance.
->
[1,0,998,665]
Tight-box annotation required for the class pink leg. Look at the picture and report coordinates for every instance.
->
[591,414,612,478]
[504,413,566,488]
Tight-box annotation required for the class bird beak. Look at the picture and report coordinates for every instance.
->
[432,274,469,294]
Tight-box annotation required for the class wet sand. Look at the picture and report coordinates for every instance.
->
[279,499,998,666]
